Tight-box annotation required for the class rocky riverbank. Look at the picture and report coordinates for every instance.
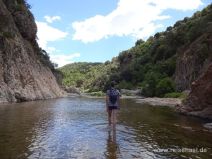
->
[136,97,182,107]
[69,92,183,107]
[177,63,212,120]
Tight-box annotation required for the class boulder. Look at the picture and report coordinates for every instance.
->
[65,87,81,95]
[120,89,141,96]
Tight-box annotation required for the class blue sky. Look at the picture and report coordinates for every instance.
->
[28,0,211,67]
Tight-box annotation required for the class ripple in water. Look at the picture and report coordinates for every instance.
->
[0,97,211,159]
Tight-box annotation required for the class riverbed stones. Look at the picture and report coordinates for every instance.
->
[136,97,182,107]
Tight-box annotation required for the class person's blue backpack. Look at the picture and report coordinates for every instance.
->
[109,88,118,105]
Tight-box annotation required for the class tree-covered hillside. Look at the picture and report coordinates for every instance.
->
[59,4,212,97]
[59,61,118,92]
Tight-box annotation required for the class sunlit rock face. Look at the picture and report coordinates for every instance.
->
[175,33,212,91]
[179,63,212,119]
[0,0,65,103]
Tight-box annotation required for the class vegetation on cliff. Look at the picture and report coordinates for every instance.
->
[1,0,57,72]
[60,4,212,97]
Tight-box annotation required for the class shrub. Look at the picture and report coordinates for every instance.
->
[118,80,134,89]
[155,77,175,97]
[15,4,25,11]
[141,72,162,97]
[156,56,176,76]
[135,39,144,46]
[89,91,104,97]
[2,32,14,39]
[142,81,155,97]
[17,0,31,9]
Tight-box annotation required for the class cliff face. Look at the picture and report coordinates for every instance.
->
[178,63,212,119]
[175,33,212,91]
[0,0,65,103]
[175,26,212,119]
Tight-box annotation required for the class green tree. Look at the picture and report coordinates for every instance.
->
[142,72,162,97]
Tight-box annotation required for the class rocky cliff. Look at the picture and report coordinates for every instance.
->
[178,63,212,119]
[175,24,212,119]
[175,33,212,91]
[0,0,65,103]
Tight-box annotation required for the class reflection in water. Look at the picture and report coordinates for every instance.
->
[105,127,119,159]
[0,97,212,159]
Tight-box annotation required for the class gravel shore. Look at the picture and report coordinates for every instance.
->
[136,97,182,107]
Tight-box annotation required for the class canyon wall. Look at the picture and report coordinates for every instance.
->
[0,0,65,103]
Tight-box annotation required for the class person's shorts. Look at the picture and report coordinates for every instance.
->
[108,106,118,110]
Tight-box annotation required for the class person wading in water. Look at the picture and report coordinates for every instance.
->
[106,81,121,129]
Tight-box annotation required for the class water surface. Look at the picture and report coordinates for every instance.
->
[0,97,211,159]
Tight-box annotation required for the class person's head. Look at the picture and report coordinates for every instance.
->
[110,81,116,88]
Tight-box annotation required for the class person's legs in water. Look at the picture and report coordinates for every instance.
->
[111,109,117,129]
[108,109,112,125]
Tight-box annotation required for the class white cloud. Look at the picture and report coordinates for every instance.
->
[36,21,68,49]
[36,21,76,67]
[44,15,61,23]
[72,0,203,43]
[50,53,81,67]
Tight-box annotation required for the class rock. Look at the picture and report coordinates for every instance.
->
[120,89,141,96]
[203,123,212,130]
[0,0,65,103]
[136,97,182,107]
[178,63,212,119]
[13,10,37,40]
[65,87,81,95]
[182,90,190,95]
[175,33,212,91]
[14,92,28,102]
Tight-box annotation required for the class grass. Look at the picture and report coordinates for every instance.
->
[164,92,188,99]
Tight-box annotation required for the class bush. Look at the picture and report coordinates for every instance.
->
[118,80,134,89]
[2,32,14,39]
[156,57,176,77]
[135,39,144,46]
[89,91,104,97]
[155,77,175,97]
[141,72,162,97]
[15,4,25,11]
[17,0,31,9]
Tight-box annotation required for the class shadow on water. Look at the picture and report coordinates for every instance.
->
[0,97,211,159]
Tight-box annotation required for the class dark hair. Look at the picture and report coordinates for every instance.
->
[111,81,116,87]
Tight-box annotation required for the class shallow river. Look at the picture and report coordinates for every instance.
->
[0,97,211,159]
